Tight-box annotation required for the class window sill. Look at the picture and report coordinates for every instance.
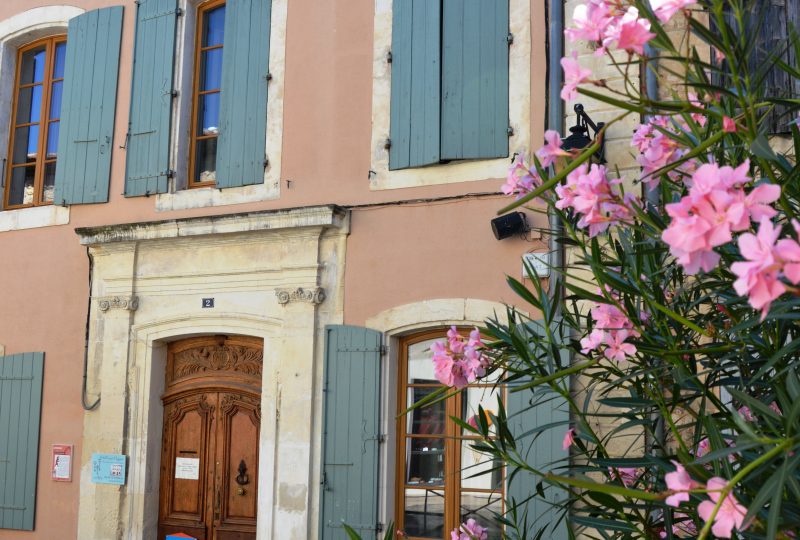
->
[0,204,69,232]
[369,157,510,191]
[155,182,280,212]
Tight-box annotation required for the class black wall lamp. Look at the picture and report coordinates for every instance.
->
[562,103,606,163]
[491,211,529,240]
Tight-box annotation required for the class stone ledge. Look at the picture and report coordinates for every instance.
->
[155,182,280,212]
[0,205,70,233]
[76,205,348,245]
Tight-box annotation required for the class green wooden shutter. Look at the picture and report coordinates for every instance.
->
[53,6,124,205]
[389,0,441,170]
[216,0,272,188]
[441,0,509,160]
[0,353,44,531]
[124,0,179,197]
[320,326,382,539]
[506,322,568,540]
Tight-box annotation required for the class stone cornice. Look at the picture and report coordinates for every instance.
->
[76,205,348,245]
[275,287,326,305]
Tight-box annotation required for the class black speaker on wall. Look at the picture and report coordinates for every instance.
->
[491,212,528,240]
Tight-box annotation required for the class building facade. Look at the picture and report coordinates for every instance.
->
[0,1,559,539]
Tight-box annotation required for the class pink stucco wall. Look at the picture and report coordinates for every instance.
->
[0,0,547,537]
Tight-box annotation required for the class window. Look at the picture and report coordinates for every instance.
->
[189,0,225,188]
[4,37,66,209]
[388,0,509,170]
[396,331,505,540]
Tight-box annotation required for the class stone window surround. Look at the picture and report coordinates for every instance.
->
[156,0,288,212]
[357,299,521,533]
[369,0,532,191]
[0,6,80,232]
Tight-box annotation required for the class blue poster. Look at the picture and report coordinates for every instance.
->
[91,453,127,485]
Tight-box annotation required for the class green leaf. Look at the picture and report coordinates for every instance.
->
[597,397,656,409]
[544,473,661,500]
[572,515,639,533]
[751,134,780,162]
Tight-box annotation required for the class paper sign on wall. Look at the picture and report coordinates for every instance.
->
[175,457,200,480]
[91,453,127,485]
[52,444,73,482]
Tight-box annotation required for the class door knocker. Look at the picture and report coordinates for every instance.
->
[235,460,250,486]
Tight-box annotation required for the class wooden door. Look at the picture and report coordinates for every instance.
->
[158,336,262,540]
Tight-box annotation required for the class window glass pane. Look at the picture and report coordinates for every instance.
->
[12,125,39,164]
[460,443,503,490]
[462,386,502,435]
[406,387,445,436]
[405,438,444,486]
[460,492,503,539]
[50,81,63,119]
[194,138,218,183]
[408,338,439,383]
[198,93,220,136]
[16,85,43,124]
[53,42,66,79]
[204,6,226,47]
[8,166,36,206]
[42,162,56,203]
[200,48,223,91]
[46,122,59,159]
[19,46,47,84]
[403,488,444,539]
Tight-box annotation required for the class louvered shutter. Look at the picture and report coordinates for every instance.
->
[124,0,179,196]
[53,7,124,205]
[389,0,441,170]
[712,1,799,133]
[0,353,44,531]
[506,322,569,540]
[319,326,382,540]
[756,0,797,133]
[441,0,509,160]
[215,0,272,188]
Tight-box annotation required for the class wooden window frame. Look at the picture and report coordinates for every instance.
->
[4,35,66,210]
[395,330,505,540]
[188,0,226,189]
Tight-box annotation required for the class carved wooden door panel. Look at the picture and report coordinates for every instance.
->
[158,336,262,540]
[214,392,260,540]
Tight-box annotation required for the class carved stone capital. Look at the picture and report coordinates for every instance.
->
[275,287,326,306]
[97,295,139,312]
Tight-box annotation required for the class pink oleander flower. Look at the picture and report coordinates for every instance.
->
[770,401,783,415]
[503,154,541,199]
[555,163,639,237]
[738,406,755,422]
[431,326,488,389]
[723,116,737,133]
[732,219,788,319]
[665,461,697,507]
[565,0,613,43]
[696,438,711,458]
[698,477,748,538]
[663,161,780,275]
[650,0,693,23]
[580,328,606,354]
[537,130,570,167]
[605,7,655,55]
[609,467,640,488]
[688,92,708,127]
[631,115,685,185]
[451,519,488,540]
[561,52,592,101]
[562,427,576,450]
[603,329,637,361]
[671,513,699,538]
